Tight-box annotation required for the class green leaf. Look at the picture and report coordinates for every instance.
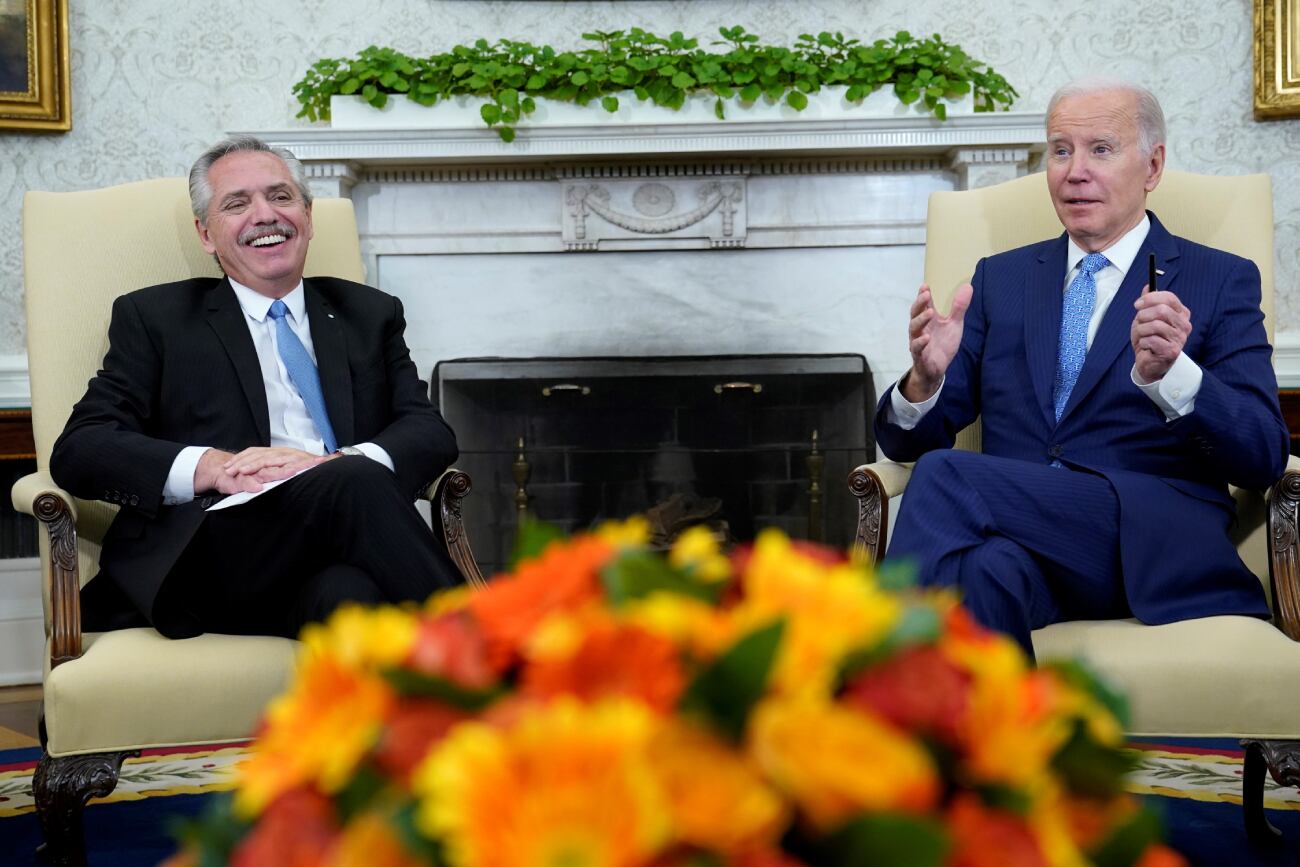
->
[509,518,565,568]
[339,77,361,95]
[601,95,620,113]
[601,551,722,606]
[739,82,762,103]
[380,668,506,711]
[714,97,725,120]
[525,73,547,90]
[671,71,696,89]
[817,813,951,867]
[333,765,388,822]
[1050,720,1136,797]
[786,90,808,110]
[521,96,536,114]
[571,70,590,86]
[845,83,865,102]
[933,103,946,120]
[479,102,502,125]
[169,793,249,865]
[679,619,785,741]
[1089,807,1163,867]
[498,126,517,143]
[499,88,519,109]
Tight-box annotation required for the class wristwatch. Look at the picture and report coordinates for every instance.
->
[335,445,365,457]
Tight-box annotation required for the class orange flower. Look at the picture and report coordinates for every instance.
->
[469,535,613,662]
[374,699,473,784]
[329,812,426,867]
[946,794,1050,867]
[407,610,501,688]
[236,653,394,816]
[749,697,939,830]
[522,613,686,712]
[647,719,788,854]
[841,644,973,745]
[1135,845,1188,867]
[413,698,672,867]
[231,788,338,867]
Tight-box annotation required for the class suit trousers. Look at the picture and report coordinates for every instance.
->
[153,455,462,639]
[886,450,1131,657]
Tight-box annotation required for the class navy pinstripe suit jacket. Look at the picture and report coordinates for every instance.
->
[875,211,1289,624]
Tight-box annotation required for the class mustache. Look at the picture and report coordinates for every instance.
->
[238,222,297,245]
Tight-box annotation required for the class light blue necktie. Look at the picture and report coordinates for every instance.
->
[268,299,338,453]
[1053,252,1109,422]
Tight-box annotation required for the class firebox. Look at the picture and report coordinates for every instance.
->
[434,355,874,576]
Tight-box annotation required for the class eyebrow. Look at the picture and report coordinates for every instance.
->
[218,182,295,206]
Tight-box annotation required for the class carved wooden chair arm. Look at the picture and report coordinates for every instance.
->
[423,468,487,588]
[11,470,82,668]
[848,460,913,564]
[1267,459,1300,640]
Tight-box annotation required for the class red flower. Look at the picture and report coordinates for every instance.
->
[231,788,337,867]
[374,700,472,784]
[841,645,972,745]
[522,620,686,712]
[406,610,499,688]
[945,795,1048,867]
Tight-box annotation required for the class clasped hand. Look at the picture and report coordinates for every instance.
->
[195,446,333,495]
[1131,285,1191,382]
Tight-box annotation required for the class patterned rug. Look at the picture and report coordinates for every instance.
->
[0,739,1299,865]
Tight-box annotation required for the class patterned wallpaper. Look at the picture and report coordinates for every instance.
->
[1,0,1297,357]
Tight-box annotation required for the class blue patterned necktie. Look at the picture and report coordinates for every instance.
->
[1053,252,1110,422]
[268,299,338,453]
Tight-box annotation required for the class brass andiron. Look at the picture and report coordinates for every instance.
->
[805,429,824,542]
[512,436,531,519]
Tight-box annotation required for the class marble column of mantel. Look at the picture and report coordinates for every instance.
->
[243,110,1047,197]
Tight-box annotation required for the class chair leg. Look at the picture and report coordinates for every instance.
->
[33,749,138,866]
[1241,738,1300,845]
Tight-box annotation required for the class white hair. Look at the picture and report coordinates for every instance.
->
[1046,77,1166,157]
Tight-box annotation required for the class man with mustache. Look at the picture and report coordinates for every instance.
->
[875,78,1289,658]
[50,136,464,638]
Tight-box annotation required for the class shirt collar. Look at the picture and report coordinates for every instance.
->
[228,278,307,324]
[1066,213,1150,278]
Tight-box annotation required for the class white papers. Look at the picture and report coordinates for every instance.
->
[205,462,318,511]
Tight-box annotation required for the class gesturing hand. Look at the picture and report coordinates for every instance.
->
[1131,285,1192,382]
[902,282,973,402]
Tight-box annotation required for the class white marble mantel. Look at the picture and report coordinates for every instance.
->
[240,111,1047,402]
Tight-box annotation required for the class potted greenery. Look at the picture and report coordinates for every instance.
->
[294,27,1019,141]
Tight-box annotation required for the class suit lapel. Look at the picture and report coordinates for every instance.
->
[1058,212,1181,423]
[1025,235,1068,428]
[305,280,355,448]
[204,279,271,443]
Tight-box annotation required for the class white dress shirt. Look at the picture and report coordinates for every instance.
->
[163,279,393,503]
[889,215,1202,429]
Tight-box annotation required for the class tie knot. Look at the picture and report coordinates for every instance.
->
[1079,252,1109,276]
[268,299,289,321]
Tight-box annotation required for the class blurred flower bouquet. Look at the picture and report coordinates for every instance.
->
[171,522,1181,867]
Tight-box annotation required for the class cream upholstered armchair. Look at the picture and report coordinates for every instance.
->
[849,170,1300,840]
[16,177,483,865]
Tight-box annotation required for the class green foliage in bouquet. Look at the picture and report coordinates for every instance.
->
[292,27,1019,141]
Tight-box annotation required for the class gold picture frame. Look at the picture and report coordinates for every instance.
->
[0,0,70,132]
[1256,0,1300,119]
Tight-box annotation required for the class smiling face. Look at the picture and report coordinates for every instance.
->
[1046,89,1164,252]
[195,150,314,298]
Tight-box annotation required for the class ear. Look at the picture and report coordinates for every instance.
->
[195,218,217,255]
[304,201,314,243]
[1144,142,1166,193]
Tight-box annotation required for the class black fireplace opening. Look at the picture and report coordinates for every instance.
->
[434,355,875,577]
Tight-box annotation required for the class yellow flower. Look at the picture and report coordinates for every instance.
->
[236,653,394,816]
[620,593,734,659]
[647,718,788,854]
[669,526,732,582]
[413,698,671,867]
[750,697,939,830]
[426,585,476,616]
[735,530,901,698]
[595,516,651,548]
[300,604,419,672]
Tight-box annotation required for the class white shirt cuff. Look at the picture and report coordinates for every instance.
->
[1132,353,1202,420]
[350,442,395,472]
[163,446,210,504]
[886,375,944,431]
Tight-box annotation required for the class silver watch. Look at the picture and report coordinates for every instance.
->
[335,445,365,457]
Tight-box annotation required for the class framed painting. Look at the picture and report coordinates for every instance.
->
[0,0,70,132]
[1256,0,1300,119]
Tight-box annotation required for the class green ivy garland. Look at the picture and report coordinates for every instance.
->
[293,27,1019,141]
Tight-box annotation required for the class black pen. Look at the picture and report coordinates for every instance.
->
[1149,253,1157,293]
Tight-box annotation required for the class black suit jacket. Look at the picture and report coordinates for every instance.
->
[50,276,457,621]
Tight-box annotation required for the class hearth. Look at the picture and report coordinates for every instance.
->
[434,355,873,576]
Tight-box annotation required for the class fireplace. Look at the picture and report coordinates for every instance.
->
[435,355,873,576]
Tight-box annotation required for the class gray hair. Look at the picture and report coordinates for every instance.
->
[188,135,313,224]
[1046,77,1167,158]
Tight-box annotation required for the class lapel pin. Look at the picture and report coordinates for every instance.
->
[1156,269,1165,276]
[327,313,336,319]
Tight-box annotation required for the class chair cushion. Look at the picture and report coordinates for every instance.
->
[1033,616,1300,738]
[44,629,298,756]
